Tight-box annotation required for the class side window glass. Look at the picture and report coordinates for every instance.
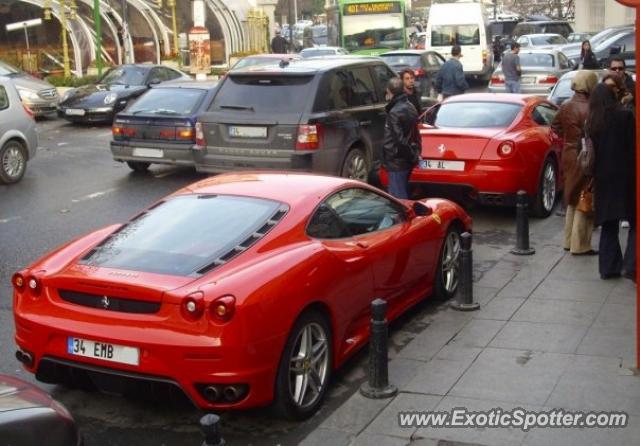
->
[165,68,181,80]
[558,53,569,69]
[350,67,376,106]
[326,188,405,236]
[149,68,164,82]
[532,104,557,126]
[0,86,9,110]
[371,65,394,103]
[307,204,351,239]
[618,34,635,52]
[327,70,352,110]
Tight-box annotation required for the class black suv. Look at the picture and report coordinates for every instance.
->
[512,21,574,38]
[193,57,397,181]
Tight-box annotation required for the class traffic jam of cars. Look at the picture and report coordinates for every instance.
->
[0,3,636,444]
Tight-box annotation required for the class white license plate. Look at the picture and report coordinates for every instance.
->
[521,76,536,85]
[229,126,267,138]
[419,159,465,171]
[68,337,139,366]
[132,148,163,158]
[65,108,86,116]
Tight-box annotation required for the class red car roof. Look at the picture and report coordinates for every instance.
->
[444,93,543,105]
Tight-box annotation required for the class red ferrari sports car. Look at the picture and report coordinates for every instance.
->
[13,173,471,419]
[413,93,562,217]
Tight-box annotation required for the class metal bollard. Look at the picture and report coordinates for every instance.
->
[360,299,398,399]
[511,190,536,256]
[200,413,225,446]
[450,232,480,311]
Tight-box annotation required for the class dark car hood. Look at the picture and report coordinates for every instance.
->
[0,375,50,412]
[62,83,146,107]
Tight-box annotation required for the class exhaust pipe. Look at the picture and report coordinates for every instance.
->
[223,385,240,402]
[15,349,34,367]
[203,385,220,402]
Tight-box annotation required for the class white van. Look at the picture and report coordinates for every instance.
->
[425,1,492,79]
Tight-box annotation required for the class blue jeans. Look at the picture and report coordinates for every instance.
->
[387,170,411,199]
[505,80,521,93]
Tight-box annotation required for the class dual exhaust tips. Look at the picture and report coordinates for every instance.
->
[15,349,34,367]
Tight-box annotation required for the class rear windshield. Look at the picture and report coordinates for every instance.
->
[531,35,566,45]
[551,78,573,100]
[519,53,555,67]
[380,54,421,68]
[431,25,480,46]
[233,57,281,69]
[435,102,522,128]
[127,88,206,115]
[81,195,285,276]
[211,75,314,112]
[301,49,338,58]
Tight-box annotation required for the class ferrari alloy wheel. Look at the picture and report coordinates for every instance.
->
[532,157,557,218]
[434,225,462,300]
[0,141,27,184]
[275,311,332,420]
[341,148,369,182]
[126,161,150,172]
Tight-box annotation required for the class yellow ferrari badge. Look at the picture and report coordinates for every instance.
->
[432,214,441,224]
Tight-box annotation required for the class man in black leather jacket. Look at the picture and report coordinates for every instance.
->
[382,77,421,199]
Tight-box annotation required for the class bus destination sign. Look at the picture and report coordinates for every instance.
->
[344,2,401,15]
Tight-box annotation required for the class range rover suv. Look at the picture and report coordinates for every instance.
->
[193,57,397,181]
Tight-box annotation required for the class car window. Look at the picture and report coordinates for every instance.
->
[435,102,522,128]
[545,23,572,37]
[351,67,377,106]
[149,67,168,82]
[616,33,635,52]
[126,87,206,115]
[164,68,182,80]
[381,54,422,68]
[426,53,442,67]
[307,204,351,239]
[531,104,557,126]
[100,66,147,86]
[517,36,529,47]
[371,65,395,103]
[557,53,570,70]
[0,86,9,110]
[431,25,480,46]
[325,188,405,236]
[519,53,555,67]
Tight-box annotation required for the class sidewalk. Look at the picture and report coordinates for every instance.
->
[301,213,638,446]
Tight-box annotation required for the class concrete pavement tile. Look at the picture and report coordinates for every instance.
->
[498,275,545,299]
[547,255,601,282]
[299,427,352,446]
[363,393,441,439]
[403,358,473,396]
[435,345,483,363]
[414,396,541,446]
[450,319,506,348]
[490,321,589,354]
[592,303,636,330]
[389,358,427,390]
[475,267,518,289]
[472,297,526,321]
[319,392,391,434]
[512,299,601,326]
[576,326,636,359]
[606,280,636,305]
[473,286,500,305]
[398,318,470,362]
[349,433,409,446]
[450,348,572,405]
[530,278,615,303]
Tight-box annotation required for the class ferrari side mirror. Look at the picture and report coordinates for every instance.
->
[413,201,432,217]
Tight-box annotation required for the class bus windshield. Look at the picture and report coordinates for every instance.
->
[343,14,404,52]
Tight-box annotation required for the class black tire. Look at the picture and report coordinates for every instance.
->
[126,161,150,172]
[532,157,558,218]
[274,310,332,420]
[0,140,27,184]
[433,224,463,300]
[341,147,369,182]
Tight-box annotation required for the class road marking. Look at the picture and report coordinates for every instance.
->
[57,142,69,146]
[0,216,21,224]
[71,188,117,203]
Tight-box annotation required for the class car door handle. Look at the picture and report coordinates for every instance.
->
[359,120,372,126]
[347,241,369,249]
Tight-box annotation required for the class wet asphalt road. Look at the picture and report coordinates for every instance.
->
[0,81,527,446]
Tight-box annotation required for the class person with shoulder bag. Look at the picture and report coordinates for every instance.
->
[551,70,598,255]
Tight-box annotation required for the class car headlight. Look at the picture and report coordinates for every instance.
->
[104,92,118,105]
[17,88,39,101]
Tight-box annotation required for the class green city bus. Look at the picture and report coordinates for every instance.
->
[325,0,408,56]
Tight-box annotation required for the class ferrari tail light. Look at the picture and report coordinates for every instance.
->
[26,276,42,297]
[181,292,205,321]
[23,104,35,120]
[209,295,236,323]
[12,273,25,292]
[490,75,505,85]
[176,126,195,141]
[296,124,321,150]
[538,75,558,85]
[194,121,205,148]
[413,68,426,77]
[498,141,515,157]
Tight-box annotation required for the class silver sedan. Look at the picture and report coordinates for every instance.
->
[489,49,573,95]
[0,76,38,184]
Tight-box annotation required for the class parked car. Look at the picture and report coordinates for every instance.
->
[0,374,81,446]
[299,46,350,58]
[0,60,58,117]
[413,93,561,217]
[13,172,472,419]
[231,54,301,70]
[310,25,328,46]
[512,20,573,38]
[379,49,445,100]
[0,76,38,184]
[58,64,191,123]
[567,31,595,43]
[516,33,568,49]
[591,27,636,70]
[110,80,217,172]
[193,57,398,181]
[489,49,572,94]
[560,25,634,67]
[547,69,609,106]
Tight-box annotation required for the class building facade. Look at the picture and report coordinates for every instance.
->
[574,0,634,32]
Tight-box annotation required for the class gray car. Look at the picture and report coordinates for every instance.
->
[0,76,38,184]
[0,60,58,117]
[489,49,572,95]
[516,33,568,49]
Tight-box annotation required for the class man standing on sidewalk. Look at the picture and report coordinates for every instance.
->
[271,30,288,54]
[502,42,522,93]
[435,45,469,100]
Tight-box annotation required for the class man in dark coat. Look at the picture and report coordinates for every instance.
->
[400,68,422,115]
[382,77,421,199]
[271,30,288,54]
[608,56,635,112]
[435,45,469,99]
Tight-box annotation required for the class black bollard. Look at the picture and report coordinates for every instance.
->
[200,413,225,446]
[360,299,398,399]
[450,232,480,311]
[511,190,536,256]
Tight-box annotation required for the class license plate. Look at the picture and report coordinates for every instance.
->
[229,126,267,138]
[65,108,86,116]
[521,76,535,85]
[67,337,139,366]
[419,159,465,171]
[132,148,163,158]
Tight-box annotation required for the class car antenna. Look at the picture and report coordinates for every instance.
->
[279,59,290,68]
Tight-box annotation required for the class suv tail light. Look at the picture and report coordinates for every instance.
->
[296,124,321,150]
[498,141,515,157]
[413,68,426,77]
[538,75,558,85]
[23,104,34,120]
[490,75,505,85]
[195,121,205,148]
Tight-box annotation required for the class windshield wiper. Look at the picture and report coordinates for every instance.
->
[219,104,255,111]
